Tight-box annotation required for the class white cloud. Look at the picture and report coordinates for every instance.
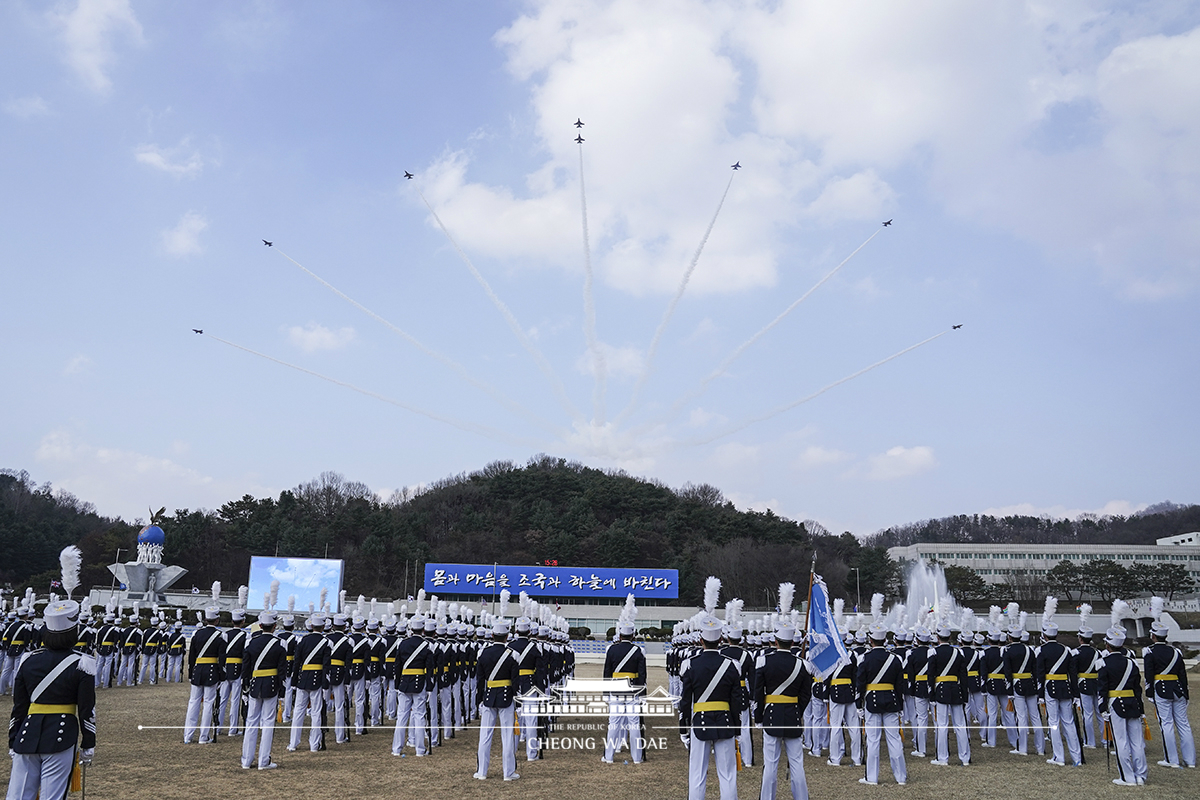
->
[687,407,727,428]
[62,354,91,376]
[794,445,852,470]
[710,441,760,468]
[4,96,49,119]
[135,140,205,178]
[980,500,1148,521]
[863,445,937,480]
[52,0,143,94]
[286,323,356,353]
[161,211,208,257]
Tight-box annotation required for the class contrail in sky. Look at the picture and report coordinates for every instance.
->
[616,169,736,426]
[578,142,606,425]
[680,328,951,447]
[204,333,536,446]
[272,248,564,438]
[659,226,885,426]
[415,187,583,424]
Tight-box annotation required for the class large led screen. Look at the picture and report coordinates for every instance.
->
[247,556,345,612]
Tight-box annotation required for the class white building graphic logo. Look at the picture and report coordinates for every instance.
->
[518,678,678,717]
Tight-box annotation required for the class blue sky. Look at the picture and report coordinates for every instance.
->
[3,1,1198,537]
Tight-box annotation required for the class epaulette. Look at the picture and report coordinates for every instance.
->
[78,654,98,676]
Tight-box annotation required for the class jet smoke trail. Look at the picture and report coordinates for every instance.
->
[272,248,564,438]
[616,169,736,426]
[578,143,607,424]
[660,227,884,425]
[681,328,950,446]
[204,333,535,446]
[415,188,583,424]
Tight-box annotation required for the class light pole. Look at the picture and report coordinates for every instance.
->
[109,547,126,600]
[850,567,861,612]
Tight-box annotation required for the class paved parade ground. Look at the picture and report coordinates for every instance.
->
[3,664,1198,799]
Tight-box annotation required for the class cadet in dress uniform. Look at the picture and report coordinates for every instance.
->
[981,628,1015,749]
[826,633,861,767]
[167,621,186,682]
[720,622,756,767]
[240,610,288,770]
[1074,625,1101,748]
[93,613,118,688]
[2,608,34,696]
[927,624,971,766]
[474,618,519,781]
[221,609,250,736]
[1098,625,1148,786]
[510,617,546,760]
[184,606,226,744]
[289,613,330,752]
[392,615,434,756]
[905,626,933,758]
[680,614,742,800]
[754,619,813,800]
[1036,621,1081,767]
[325,614,352,743]
[602,619,647,764]
[366,617,385,728]
[139,621,163,684]
[382,619,401,721]
[347,616,371,735]
[277,615,296,720]
[434,622,455,744]
[6,599,97,800]
[857,622,907,786]
[1143,620,1195,769]
[1004,625,1044,756]
[964,632,986,740]
[117,615,142,687]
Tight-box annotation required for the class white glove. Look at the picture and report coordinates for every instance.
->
[80,748,95,765]
[858,708,865,720]
[680,733,690,750]
[1100,712,1110,722]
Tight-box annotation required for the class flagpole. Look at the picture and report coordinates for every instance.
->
[800,555,816,658]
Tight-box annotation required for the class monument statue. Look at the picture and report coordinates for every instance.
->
[108,507,188,604]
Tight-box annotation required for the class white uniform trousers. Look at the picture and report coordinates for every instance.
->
[428,689,441,745]
[280,675,294,722]
[933,701,971,764]
[438,686,453,741]
[393,691,428,755]
[521,702,540,760]
[5,749,75,800]
[983,693,1015,747]
[761,733,807,800]
[604,697,643,763]
[468,676,478,718]
[222,677,244,735]
[1108,714,1148,783]
[455,681,467,729]
[908,695,929,755]
[828,701,862,764]
[138,654,158,684]
[241,695,279,768]
[117,653,136,686]
[802,698,825,756]
[0,654,14,694]
[351,676,367,733]
[1012,694,1044,754]
[368,676,383,725]
[94,654,113,688]
[329,683,348,742]
[967,690,985,732]
[1045,697,1081,765]
[1153,696,1196,767]
[289,687,324,751]
[864,711,907,784]
[184,683,218,743]
[1078,694,1099,747]
[688,734,737,800]
[737,707,755,765]
[385,677,397,719]
[168,655,183,683]
[476,704,517,779]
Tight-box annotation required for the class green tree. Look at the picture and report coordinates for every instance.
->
[1126,562,1158,595]
[940,564,994,605]
[1046,559,1085,601]
[855,547,903,601]
[1081,559,1133,602]
[1152,563,1196,600]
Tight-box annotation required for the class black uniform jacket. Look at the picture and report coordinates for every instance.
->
[393,634,435,694]
[603,640,646,690]
[827,652,857,705]
[679,649,742,741]
[9,648,97,753]
[241,630,289,699]
[927,643,969,705]
[1143,642,1188,701]
[187,625,226,687]
[291,631,331,691]
[1097,649,1145,719]
[753,648,813,738]
[224,627,249,681]
[476,641,518,708]
[1004,642,1038,697]
[856,646,904,714]
[1036,640,1078,701]
[982,645,1009,696]
[327,631,352,685]
[1075,644,1102,697]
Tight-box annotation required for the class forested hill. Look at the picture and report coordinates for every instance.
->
[864,502,1200,549]
[0,458,880,606]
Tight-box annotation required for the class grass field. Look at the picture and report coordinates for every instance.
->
[2,665,1197,799]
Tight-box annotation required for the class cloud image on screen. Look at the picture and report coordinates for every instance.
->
[247,556,344,612]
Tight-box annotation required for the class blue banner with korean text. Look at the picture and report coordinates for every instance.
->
[423,563,679,599]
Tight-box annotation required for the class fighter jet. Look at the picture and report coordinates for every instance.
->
[192,329,203,334]
[404,171,414,180]
[882,219,892,227]
[262,239,273,246]
[574,118,584,128]
[575,134,584,143]
[731,162,741,170]
[952,324,963,330]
